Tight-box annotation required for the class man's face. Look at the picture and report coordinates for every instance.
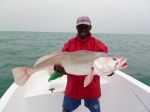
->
[76,24,91,39]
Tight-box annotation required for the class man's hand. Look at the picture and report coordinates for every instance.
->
[54,63,67,75]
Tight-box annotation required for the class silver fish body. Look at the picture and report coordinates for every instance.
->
[33,50,105,75]
[12,50,128,86]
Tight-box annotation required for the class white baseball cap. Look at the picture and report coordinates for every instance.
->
[76,16,91,26]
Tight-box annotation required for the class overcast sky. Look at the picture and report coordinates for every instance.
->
[0,0,150,34]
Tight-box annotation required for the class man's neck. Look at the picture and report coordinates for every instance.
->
[78,33,91,39]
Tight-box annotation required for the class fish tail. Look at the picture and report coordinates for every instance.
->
[12,67,34,86]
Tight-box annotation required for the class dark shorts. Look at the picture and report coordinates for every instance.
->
[62,95,101,112]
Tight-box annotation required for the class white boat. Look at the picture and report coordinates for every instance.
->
[0,70,150,112]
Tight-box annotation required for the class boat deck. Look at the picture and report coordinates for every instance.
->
[0,70,150,112]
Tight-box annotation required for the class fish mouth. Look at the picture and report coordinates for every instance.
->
[116,57,128,69]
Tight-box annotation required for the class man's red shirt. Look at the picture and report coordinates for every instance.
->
[62,34,108,99]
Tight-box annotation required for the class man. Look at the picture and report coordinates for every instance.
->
[54,16,108,112]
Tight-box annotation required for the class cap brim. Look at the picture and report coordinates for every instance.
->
[76,22,91,26]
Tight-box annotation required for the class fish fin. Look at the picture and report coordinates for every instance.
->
[34,52,59,67]
[84,67,96,87]
[84,75,95,87]
[12,67,34,86]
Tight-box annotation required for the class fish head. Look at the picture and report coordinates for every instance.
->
[93,56,128,76]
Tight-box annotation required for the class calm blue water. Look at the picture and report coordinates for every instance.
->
[0,31,150,98]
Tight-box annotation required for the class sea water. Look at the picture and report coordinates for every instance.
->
[0,31,150,98]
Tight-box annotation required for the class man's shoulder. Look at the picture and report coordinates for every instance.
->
[91,36,103,43]
[65,37,76,43]
[91,36,108,49]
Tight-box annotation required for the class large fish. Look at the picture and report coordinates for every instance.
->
[12,50,128,86]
